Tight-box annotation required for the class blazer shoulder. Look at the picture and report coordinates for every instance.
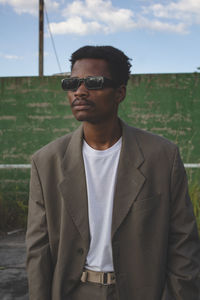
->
[125,125,180,171]
[32,132,73,163]
[128,124,178,151]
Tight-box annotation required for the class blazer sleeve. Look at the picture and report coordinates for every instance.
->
[163,147,200,299]
[26,158,53,300]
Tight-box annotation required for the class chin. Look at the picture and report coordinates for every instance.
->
[73,113,91,122]
[72,110,93,122]
[74,115,100,124]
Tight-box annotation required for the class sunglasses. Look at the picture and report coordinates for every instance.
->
[61,76,117,91]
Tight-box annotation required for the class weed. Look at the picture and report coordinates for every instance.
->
[189,183,200,234]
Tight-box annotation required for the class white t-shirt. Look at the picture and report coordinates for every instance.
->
[82,138,122,272]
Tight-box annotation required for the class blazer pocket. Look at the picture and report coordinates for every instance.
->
[132,194,160,213]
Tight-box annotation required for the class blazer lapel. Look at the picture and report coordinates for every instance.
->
[58,125,90,248]
[112,121,146,238]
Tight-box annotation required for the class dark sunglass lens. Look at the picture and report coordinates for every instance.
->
[62,78,79,91]
[85,77,103,89]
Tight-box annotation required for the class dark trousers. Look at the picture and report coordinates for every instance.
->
[69,282,118,300]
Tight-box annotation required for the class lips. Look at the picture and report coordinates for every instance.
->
[72,98,94,109]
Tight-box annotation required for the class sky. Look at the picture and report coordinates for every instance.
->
[0,0,200,77]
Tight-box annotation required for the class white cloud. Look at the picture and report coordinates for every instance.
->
[138,17,188,34]
[50,17,102,35]
[0,53,23,59]
[50,0,136,35]
[49,0,194,35]
[143,0,200,24]
[63,0,135,31]
[44,51,50,57]
[0,0,59,15]
[0,0,199,35]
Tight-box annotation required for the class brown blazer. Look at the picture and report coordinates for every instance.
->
[26,120,200,300]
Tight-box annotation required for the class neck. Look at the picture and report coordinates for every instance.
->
[83,117,122,150]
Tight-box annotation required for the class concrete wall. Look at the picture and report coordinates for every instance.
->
[0,73,200,229]
[1,73,200,164]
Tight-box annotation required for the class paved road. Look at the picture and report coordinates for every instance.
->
[0,231,28,300]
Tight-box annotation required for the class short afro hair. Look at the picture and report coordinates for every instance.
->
[69,45,132,86]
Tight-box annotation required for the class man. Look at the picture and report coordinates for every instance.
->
[26,45,200,300]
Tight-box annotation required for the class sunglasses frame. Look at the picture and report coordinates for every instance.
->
[61,76,117,91]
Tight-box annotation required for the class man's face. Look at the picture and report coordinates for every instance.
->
[67,58,125,124]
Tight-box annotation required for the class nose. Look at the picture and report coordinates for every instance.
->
[74,82,89,97]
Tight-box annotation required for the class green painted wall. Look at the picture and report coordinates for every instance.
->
[124,73,200,163]
[0,73,200,229]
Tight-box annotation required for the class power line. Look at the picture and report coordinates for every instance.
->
[44,1,62,74]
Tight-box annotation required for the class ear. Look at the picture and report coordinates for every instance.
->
[115,85,126,104]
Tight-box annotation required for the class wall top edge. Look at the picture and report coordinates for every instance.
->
[0,72,199,80]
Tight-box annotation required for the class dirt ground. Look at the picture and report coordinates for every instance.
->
[0,231,28,300]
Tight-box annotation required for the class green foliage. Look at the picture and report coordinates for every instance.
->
[0,169,29,231]
[0,188,28,231]
[189,183,200,234]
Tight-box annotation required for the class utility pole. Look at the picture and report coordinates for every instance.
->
[39,0,44,76]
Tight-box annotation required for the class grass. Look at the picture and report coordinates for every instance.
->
[0,188,28,232]
[189,183,200,234]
